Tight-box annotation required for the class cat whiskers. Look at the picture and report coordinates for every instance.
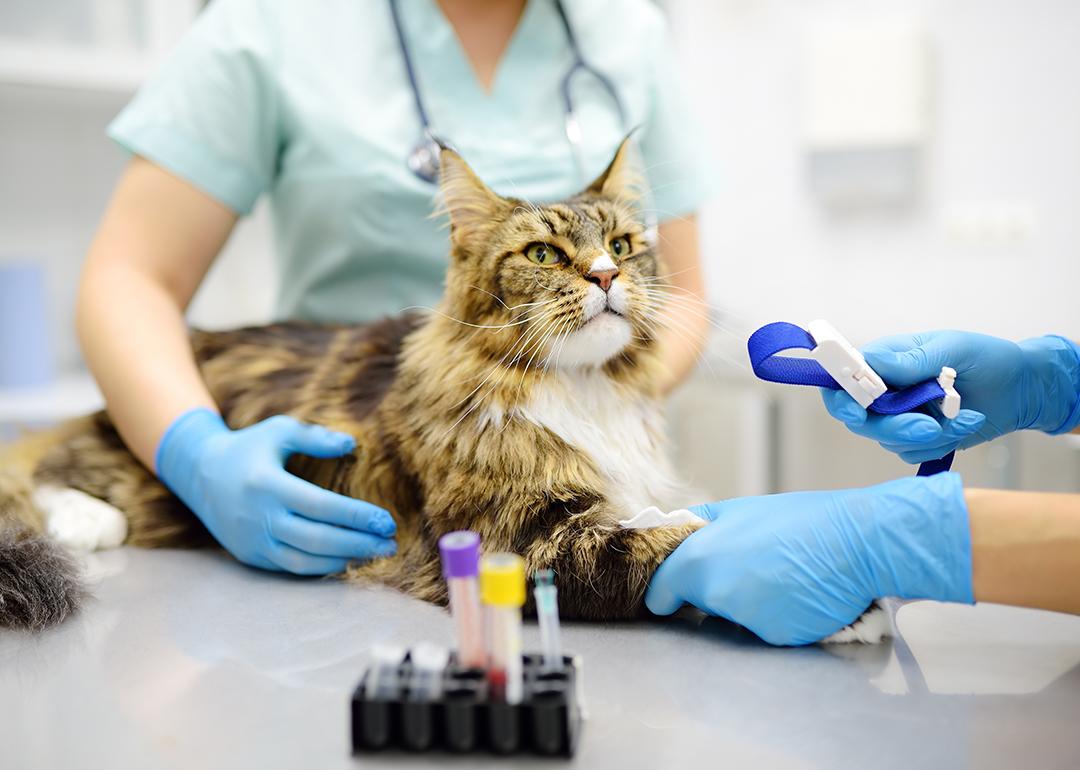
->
[465,285,550,313]
[636,266,700,284]
[403,300,555,331]
[637,286,741,336]
[637,289,749,374]
[441,309,562,426]
[446,315,559,435]
[439,306,567,438]
[639,311,720,379]
[546,314,576,374]
[499,312,574,434]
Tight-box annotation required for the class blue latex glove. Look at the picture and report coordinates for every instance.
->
[821,332,1080,464]
[645,473,973,646]
[155,408,396,575]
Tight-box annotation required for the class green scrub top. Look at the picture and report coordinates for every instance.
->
[108,0,715,324]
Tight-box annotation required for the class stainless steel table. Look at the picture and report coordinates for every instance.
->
[3,548,1079,769]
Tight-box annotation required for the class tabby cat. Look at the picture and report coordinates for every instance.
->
[0,138,707,631]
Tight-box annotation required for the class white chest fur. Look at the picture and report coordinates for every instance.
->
[516,370,686,518]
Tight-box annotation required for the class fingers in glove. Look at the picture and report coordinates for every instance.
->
[877,410,986,459]
[861,336,952,387]
[270,472,396,537]
[821,389,867,426]
[273,417,356,459]
[270,512,397,560]
[839,411,944,445]
[263,540,351,576]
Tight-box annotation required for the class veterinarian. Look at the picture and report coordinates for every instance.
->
[647,330,1080,645]
[78,0,713,575]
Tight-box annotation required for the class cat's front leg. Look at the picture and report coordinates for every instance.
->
[516,508,704,621]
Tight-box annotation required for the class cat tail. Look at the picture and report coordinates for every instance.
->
[0,467,85,631]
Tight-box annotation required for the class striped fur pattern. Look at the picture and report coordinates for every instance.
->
[0,139,701,628]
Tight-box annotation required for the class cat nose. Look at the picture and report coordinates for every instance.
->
[586,267,620,293]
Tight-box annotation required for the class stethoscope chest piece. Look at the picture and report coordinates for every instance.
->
[407,134,442,184]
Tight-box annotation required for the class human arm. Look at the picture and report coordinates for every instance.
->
[646,477,1080,645]
[968,487,1080,614]
[77,158,396,573]
[653,215,709,394]
[820,331,1080,463]
[77,156,233,467]
[645,474,972,645]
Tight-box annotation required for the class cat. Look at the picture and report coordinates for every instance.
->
[0,138,708,631]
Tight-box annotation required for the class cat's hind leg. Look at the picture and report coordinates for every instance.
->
[33,486,127,553]
[33,412,213,549]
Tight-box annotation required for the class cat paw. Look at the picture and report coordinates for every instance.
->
[34,486,128,553]
[822,605,893,645]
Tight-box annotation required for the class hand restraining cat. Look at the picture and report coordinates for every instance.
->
[0,138,710,632]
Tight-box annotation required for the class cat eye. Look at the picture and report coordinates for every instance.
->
[524,243,565,267]
[609,236,632,258]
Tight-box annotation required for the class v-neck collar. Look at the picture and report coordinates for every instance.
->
[401,0,550,107]
[433,0,532,97]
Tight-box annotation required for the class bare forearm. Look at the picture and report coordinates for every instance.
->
[653,214,708,394]
[77,263,216,468]
[76,157,237,470]
[968,488,1080,614]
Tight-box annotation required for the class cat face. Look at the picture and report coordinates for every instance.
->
[438,139,661,372]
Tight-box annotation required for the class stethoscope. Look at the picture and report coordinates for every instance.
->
[388,0,628,185]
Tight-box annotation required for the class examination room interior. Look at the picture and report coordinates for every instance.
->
[2,1,1079,769]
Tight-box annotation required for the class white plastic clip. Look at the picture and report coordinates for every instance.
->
[937,366,961,419]
[807,319,887,409]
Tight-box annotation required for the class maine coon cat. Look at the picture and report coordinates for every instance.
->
[0,138,711,631]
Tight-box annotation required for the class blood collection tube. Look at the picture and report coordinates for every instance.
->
[480,553,526,705]
[408,643,450,702]
[438,530,485,668]
[533,569,563,672]
[366,644,405,699]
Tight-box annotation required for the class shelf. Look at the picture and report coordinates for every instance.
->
[0,372,104,424]
[0,39,153,93]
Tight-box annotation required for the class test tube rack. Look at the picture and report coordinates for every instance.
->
[351,651,583,757]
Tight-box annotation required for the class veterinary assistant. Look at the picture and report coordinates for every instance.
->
[77,0,714,575]
[648,330,1080,645]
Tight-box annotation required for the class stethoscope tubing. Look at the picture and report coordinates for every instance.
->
[387,0,432,132]
[389,0,626,183]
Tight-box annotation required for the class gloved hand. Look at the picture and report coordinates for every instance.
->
[645,473,973,646]
[155,408,396,575]
[821,332,1080,464]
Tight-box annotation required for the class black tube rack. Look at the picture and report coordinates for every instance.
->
[351,652,583,757]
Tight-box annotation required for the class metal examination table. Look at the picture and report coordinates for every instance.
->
[3,548,1079,769]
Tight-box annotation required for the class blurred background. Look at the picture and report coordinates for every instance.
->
[1,0,1078,498]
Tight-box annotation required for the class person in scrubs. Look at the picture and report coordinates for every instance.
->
[647,330,1080,646]
[78,0,714,575]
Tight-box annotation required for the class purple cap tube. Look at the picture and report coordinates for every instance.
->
[439,531,480,578]
[438,531,484,667]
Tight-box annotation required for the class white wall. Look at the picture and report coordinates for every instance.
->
[2,1,1078,493]
[661,0,1080,495]
[666,0,1080,346]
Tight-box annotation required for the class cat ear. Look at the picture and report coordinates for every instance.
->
[437,147,508,246]
[585,131,646,202]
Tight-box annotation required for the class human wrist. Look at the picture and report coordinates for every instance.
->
[860,473,973,604]
[1018,335,1080,434]
[154,407,228,493]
